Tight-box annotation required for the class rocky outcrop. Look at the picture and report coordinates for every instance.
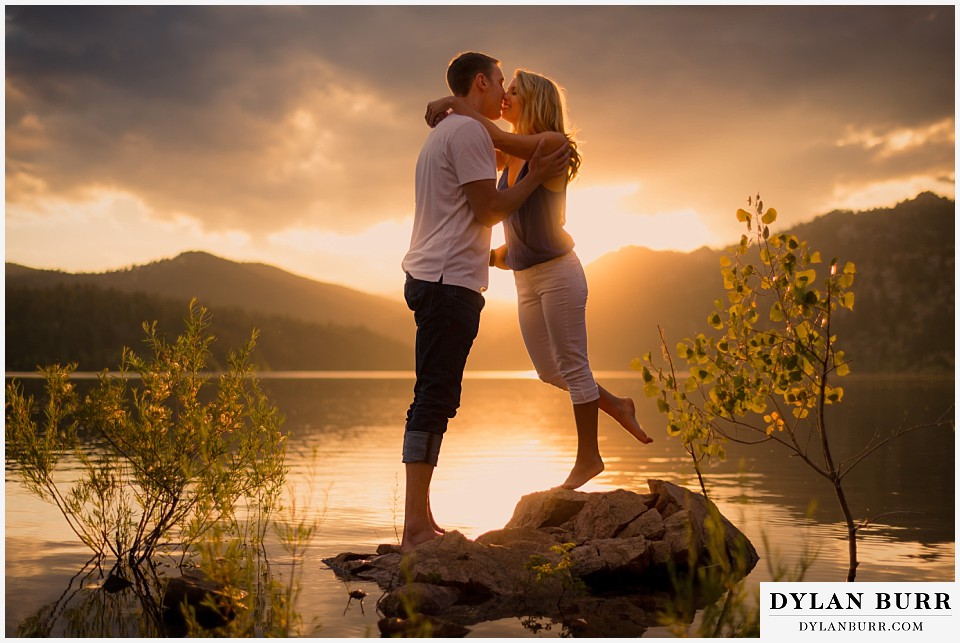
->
[323,480,758,637]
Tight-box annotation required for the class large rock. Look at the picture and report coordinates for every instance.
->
[620,506,665,540]
[569,535,653,578]
[399,530,542,602]
[503,487,588,530]
[650,479,758,570]
[322,480,758,635]
[567,488,653,539]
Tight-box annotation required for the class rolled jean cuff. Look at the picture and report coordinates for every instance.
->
[402,430,443,466]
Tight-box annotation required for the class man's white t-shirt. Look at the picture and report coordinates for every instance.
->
[402,114,497,293]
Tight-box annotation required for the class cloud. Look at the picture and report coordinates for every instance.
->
[837,118,955,159]
[829,175,956,213]
[6,7,429,233]
[5,5,955,251]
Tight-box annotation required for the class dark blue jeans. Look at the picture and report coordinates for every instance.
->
[403,274,484,466]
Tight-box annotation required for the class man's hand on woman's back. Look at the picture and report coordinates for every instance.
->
[528,138,571,184]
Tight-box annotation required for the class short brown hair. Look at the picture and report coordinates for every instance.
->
[446,52,500,97]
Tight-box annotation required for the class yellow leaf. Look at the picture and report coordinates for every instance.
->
[796,268,817,285]
[770,303,784,322]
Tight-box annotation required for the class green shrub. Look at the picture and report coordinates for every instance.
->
[5,301,287,571]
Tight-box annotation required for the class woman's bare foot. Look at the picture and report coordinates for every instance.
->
[560,457,605,490]
[609,397,653,444]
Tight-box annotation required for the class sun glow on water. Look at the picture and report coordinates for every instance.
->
[430,439,578,538]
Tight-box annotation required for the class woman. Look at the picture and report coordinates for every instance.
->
[426,69,652,490]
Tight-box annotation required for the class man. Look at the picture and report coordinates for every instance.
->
[400,52,570,552]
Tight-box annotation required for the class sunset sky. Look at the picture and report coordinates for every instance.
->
[5,4,955,301]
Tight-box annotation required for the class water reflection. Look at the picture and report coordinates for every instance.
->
[5,374,954,637]
[13,558,166,638]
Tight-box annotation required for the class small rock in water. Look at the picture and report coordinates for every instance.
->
[344,588,369,615]
[101,573,132,594]
[162,569,242,634]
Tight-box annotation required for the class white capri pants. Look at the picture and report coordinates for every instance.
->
[513,251,600,405]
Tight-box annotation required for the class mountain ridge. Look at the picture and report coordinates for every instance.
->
[6,192,954,374]
[581,192,954,373]
[6,250,414,346]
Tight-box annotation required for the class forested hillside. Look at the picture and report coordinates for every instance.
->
[7,251,413,344]
[5,284,411,372]
[486,192,955,373]
[6,193,953,374]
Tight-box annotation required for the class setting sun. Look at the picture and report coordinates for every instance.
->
[565,182,717,258]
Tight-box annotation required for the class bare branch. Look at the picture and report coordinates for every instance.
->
[837,407,954,482]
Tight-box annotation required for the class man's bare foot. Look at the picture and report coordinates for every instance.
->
[400,526,443,553]
[560,458,605,490]
[611,397,653,444]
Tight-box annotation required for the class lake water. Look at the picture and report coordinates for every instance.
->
[4,373,955,637]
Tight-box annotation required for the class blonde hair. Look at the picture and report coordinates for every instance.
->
[511,69,581,181]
